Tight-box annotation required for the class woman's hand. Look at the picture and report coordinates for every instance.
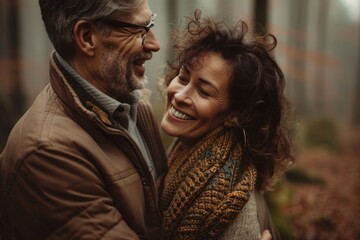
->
[261,230,272,240]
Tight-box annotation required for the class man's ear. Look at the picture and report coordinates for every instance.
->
[73,20,96,56]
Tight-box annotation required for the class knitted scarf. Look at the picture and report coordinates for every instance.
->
[160,126,257,240]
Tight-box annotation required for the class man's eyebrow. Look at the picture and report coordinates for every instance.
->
[143,13,155,25]
[142,16,151,25]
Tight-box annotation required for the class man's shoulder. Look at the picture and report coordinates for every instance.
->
[3,90,92,158]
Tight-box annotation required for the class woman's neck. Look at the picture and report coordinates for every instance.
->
[178,137,200,151]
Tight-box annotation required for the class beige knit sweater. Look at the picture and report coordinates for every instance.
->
[219,193,261,240]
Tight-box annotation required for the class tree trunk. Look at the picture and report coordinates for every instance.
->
[313,0,328,115]
[7,0,25,117]
[289,0,308,118]
[254,0,268,35]
[352,31,360,127]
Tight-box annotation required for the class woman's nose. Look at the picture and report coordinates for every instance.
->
[173,86,192,105]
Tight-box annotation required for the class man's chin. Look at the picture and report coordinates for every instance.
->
[131,75,148,90]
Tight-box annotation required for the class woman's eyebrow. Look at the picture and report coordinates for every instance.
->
[182,65,219,92]
[198,78,218,92]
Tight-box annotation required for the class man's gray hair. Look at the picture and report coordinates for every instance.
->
[39,0,143,60]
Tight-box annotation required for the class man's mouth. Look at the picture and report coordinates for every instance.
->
[133,59,146,66]
[132,57,148,77]
[170,106,194,120]
[133,52,152,66]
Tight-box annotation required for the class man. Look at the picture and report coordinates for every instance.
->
[0,0,167,239]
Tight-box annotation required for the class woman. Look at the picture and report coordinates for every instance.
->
[159,10,294,240]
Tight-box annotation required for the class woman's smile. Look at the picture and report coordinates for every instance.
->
[170,106,194,120]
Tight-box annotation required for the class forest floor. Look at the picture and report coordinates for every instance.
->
[269,130,360,240]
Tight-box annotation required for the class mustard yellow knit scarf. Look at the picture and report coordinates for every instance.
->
[160,126,257,240]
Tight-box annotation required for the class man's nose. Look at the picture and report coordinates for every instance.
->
[143,29,160,52]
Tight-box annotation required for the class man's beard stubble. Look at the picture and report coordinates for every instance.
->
[99,46,148,97]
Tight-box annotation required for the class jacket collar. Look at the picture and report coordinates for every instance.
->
[50,51,140,130]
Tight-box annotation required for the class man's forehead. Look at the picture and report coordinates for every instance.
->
[117,1,152,22]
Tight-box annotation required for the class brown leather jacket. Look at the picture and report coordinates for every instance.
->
[0,53,167,240]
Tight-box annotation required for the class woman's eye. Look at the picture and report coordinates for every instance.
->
[198,87,210,97]
[178,75,189,84]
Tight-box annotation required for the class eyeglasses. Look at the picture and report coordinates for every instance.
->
[99,13,157,45]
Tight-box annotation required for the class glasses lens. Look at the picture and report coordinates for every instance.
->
[142,32,148,45]
[142,13,156,45]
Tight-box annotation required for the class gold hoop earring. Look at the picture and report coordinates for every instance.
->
[241,127,247,151]
[233,117,240,127]
[224,116,241,128]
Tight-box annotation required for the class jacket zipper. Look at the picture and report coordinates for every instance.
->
[104,127,162,218]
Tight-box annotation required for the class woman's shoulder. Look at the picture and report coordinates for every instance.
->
[219,192,261,240]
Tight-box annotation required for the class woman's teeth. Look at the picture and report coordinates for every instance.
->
[170,107,193,120]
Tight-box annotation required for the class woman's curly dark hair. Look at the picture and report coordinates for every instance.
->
[163,9,294,190]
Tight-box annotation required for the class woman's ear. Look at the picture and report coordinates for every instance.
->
[73,20,96,56]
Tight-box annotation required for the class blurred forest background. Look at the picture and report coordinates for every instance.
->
[0,0,359,239]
